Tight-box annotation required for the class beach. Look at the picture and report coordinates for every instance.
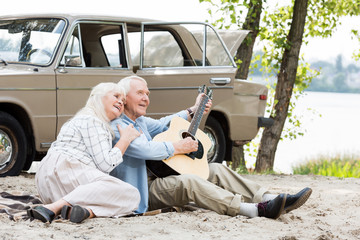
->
[1,172,359,240]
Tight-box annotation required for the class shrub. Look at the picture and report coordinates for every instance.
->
[292,154,360,178]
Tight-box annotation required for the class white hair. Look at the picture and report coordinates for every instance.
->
[76,82,125,137]
[117,75,147,95]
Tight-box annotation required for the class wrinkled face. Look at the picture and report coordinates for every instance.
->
[103,91,125,121]
[124,79,150,121]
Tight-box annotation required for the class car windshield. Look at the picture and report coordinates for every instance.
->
[0,18,65,65]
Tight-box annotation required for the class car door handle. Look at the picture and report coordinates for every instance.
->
[209,77,231,85]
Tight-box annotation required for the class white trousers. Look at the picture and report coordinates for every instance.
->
[35,151,140,217]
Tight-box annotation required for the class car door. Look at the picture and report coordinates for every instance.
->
[126,22,237,121]
[55,21,134,135]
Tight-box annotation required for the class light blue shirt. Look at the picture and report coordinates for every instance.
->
[110,110,188,213]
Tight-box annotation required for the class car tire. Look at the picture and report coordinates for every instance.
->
[22,143,35,171]
[0,112,27,177]
[204,116,226,163]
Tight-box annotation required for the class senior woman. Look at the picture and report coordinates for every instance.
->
[27,82,141,224]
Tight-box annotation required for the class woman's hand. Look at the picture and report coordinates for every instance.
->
[114,124,140,153]
[117,124,140,142]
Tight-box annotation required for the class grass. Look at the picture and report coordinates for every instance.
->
[292,154,360,178]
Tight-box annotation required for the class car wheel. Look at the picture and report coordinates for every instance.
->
[204,116,226,163]
[22,142,35,171]
[0,112,27,177]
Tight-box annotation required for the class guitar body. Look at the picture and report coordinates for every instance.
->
[146,117,211,179]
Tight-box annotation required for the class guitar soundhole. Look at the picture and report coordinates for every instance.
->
[181,131,204,160]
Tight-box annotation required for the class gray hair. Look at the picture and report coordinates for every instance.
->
[77,82,125,137]
[118,75,147,95]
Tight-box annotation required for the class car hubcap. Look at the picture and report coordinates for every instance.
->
[204,127,217,162]
[0,130,12,169]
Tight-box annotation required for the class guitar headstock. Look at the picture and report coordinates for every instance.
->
[198,85,213,100]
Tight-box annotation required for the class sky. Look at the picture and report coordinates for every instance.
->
[1,0,360,65]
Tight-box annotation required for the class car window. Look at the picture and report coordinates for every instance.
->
[101,33,126,67]
[129,31,183,68]
[60,22,127,68]
[193,27,234,66]
[142,31,183,67]
[127,23,234,69]
[61,25,82,67]
[0,18,65,65]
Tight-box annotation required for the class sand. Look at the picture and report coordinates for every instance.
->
[1,172,359,240]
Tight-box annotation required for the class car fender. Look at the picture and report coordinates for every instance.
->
[211,79,269,141]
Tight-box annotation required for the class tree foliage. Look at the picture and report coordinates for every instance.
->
[199,0,360,171]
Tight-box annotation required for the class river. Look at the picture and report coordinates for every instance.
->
[246,91,360,173]
[29,91,360,174]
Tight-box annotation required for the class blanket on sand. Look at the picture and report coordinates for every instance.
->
[0,191,194,222]
[0,191,42,221]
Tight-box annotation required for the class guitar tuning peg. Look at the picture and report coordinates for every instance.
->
[198,85,206,93]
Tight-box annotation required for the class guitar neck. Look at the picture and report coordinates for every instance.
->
[188,95,209,136]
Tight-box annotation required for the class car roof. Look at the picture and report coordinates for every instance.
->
[0,13,249,57]
[0,13,157,24]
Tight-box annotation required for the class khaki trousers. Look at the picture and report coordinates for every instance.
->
[148,163,268,216]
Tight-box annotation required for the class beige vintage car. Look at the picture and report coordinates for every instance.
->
[0,14,271,176]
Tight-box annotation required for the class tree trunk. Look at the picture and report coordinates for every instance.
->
[255,0,309,172]
[234,0,263,79]
[231,0,263,171]
[231,143,246,171]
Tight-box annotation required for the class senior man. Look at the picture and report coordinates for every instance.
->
[110,75,312,219]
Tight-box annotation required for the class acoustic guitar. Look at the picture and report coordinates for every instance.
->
[146,85,213,180]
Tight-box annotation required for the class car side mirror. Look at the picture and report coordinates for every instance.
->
[58,55,81,73]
